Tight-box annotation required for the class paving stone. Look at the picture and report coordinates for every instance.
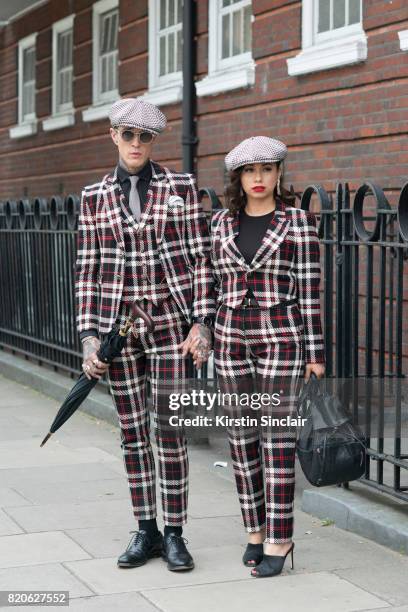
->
[0,562,93,597]
[142,571,390,612]
[0,463,124,488]
[0,531,91,569]
[5,500,133,532]
[0,488,30,507]
[0,440,122,470]
[335,562,408,608]
[64,545,253,595]
[12,477,129,505]
[0,509,23,536]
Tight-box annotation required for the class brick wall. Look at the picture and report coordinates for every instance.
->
[0,0,406,203]
[0,0,407,373]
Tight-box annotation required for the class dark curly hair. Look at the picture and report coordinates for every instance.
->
[224,161,296,216]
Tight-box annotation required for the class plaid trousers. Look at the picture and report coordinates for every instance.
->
[213,302,305,543]
[107,296,191,526]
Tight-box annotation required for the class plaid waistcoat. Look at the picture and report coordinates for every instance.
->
[119,190,171,305]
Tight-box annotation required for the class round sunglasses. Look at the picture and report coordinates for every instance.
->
[117,129,154,144]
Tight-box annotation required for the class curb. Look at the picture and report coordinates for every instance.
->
[301,481,408,555]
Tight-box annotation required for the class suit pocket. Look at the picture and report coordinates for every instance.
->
[262,303,304,343]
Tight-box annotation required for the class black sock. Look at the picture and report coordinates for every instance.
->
[138,518,159,537]
[164,525,182,537]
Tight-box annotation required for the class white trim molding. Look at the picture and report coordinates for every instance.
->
[142,0,183,107]
[196,0,255,97]
[2,0,48,25]
[82,0,119,123]
[9,32,38,139]
[287,0,367,76]
[82,101,113,122]
[42,112,75,131]
[196,62,255,97]
[9,121,37,139]
[142,83,183,106]
[399,29,408,51]
[42,15,75,132]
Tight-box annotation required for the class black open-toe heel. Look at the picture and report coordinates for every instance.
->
[250,542,294,577]
[242,543,264,567]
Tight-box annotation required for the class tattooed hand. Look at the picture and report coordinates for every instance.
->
[82,336,109,380]
[178,323,212,370]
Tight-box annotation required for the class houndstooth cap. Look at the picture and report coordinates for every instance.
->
[109,97,167,134]
[225,136,287,171]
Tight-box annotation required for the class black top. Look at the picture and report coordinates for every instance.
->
[116,159,152,209]
[235,208,275,265]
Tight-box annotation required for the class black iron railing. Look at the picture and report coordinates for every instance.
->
[0,195,81,376]
[0,183,407,500]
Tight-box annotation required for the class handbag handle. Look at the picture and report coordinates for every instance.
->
[297,371,321,407]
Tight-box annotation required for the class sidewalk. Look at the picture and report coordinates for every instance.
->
[0,373,407,612]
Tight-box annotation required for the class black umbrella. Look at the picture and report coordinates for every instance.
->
[40,302,155,447]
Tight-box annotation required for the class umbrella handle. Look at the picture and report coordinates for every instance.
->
[119,301,155,336]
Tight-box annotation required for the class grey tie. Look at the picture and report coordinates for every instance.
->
[128,175,141,222]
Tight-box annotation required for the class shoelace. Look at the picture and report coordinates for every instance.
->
[128,530,147,547]
[167,534,189,547]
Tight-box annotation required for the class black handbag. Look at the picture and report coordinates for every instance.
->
[296,373,367,487]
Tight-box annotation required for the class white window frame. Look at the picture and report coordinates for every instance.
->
[143,0,183,107]
[9,32,38,139]
[82,0,119,123]
[43,15,75,132]
[399,29,408,51]
[287,0,367,77]
[196,0,255,98]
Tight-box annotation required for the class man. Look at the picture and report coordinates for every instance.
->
[75,98,215,571]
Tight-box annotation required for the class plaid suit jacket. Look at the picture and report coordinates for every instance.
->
[75,161,216,336]
[210,197,326,364]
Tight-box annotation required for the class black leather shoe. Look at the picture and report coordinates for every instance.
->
[162,533,194,571]
[117,530,163,568]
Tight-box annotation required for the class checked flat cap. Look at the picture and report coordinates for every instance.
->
[225,136,287,171]
[109,97,167,134]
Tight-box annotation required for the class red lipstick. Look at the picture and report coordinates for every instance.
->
[252,186,265,192]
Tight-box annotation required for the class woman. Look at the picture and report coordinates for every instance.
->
[210,136,326,578]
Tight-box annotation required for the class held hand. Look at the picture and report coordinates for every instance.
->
[304,362,325,382]
[82,337,110,380]
[178,323,212,370]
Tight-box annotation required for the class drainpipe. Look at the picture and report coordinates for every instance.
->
[182,0,197,174]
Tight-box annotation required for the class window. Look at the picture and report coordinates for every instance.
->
[9,33,38,139]
[219,0,252,62]
[82,0,119,122]
[22,46,36,120]
[143,0,183,107]
[399,29,408,51]
[158,0,183,77]
[98,8,119,99]
[56,28,73,110]
[287,0,367,77]
[196,0,254,98]
[43,15,75,132]
[315,0,361,42]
